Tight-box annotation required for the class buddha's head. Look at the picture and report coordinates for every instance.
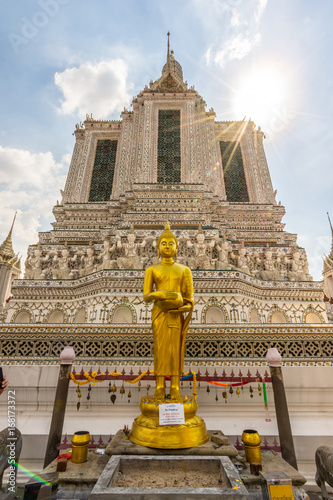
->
[157,221,178,258]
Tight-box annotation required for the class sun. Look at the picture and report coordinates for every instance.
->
[232,67,289,129]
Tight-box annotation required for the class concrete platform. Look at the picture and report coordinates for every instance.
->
[24,431,309,499]
[43,449,109,484]
[14,458,322,499]
[237,450,306,487]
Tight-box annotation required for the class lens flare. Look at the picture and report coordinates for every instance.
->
[6,460,51,486]
[232,66,289,128]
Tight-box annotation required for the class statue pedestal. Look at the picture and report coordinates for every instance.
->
[106,429,237,457]
[129,395,209,449]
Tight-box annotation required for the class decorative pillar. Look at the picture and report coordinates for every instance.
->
[266,348,298,470]
[43,346,75,468]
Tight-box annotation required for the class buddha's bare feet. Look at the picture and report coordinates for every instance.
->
[154,388,166,399]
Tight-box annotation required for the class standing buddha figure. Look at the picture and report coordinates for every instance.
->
[143,221,194,399]
[130,221,208,449]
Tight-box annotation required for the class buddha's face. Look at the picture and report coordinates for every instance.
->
[159,237,177,258]
[128,234,135,244]
[197,233,205,244]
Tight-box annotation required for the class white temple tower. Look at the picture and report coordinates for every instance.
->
[0,36,332,472]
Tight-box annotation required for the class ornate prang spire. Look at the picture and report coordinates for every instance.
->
[0,212,17,262]
[161,32,184,81]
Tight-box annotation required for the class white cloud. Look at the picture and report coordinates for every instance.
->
[214,33,261,68]
[0,146,65,189]
[230,9,246,27]
[254,0,268,23]
[54,59,133,119]
[202,0,268,68]
[205,47,212,66]
[0,146,69,274]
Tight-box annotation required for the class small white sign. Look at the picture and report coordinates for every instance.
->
[159,403,185,426]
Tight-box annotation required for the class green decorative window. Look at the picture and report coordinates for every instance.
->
[220,141,249,202]
[89,140,118,202]
[158,109,181,183]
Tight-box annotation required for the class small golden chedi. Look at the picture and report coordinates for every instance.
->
[129,222,208,449]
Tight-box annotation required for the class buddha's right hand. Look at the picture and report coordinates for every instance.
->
[154,290,179,301]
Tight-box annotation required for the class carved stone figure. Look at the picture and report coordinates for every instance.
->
[186,227,215,269]
[215,234,232,270]
[24,244,49,279]
[80,243,96,276]
[287,246,311,281]
[117,227,146,269]
[260,244,280,280]
[52,244,77,279]
[232,241,250,274]
[97,238,117,271]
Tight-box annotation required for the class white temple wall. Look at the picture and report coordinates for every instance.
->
[0,365,332,463]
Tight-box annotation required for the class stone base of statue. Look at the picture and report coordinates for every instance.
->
[129,395,209,449]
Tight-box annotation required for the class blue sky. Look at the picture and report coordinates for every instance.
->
[0,0,332,280]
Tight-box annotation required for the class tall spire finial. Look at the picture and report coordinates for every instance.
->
[328,212,333,235]
[167,31,170,71]
[167,31,170,68]
[9,211,17,238]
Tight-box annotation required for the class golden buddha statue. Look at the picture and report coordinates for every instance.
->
[129,222,208,449]
[143,221,194,400]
